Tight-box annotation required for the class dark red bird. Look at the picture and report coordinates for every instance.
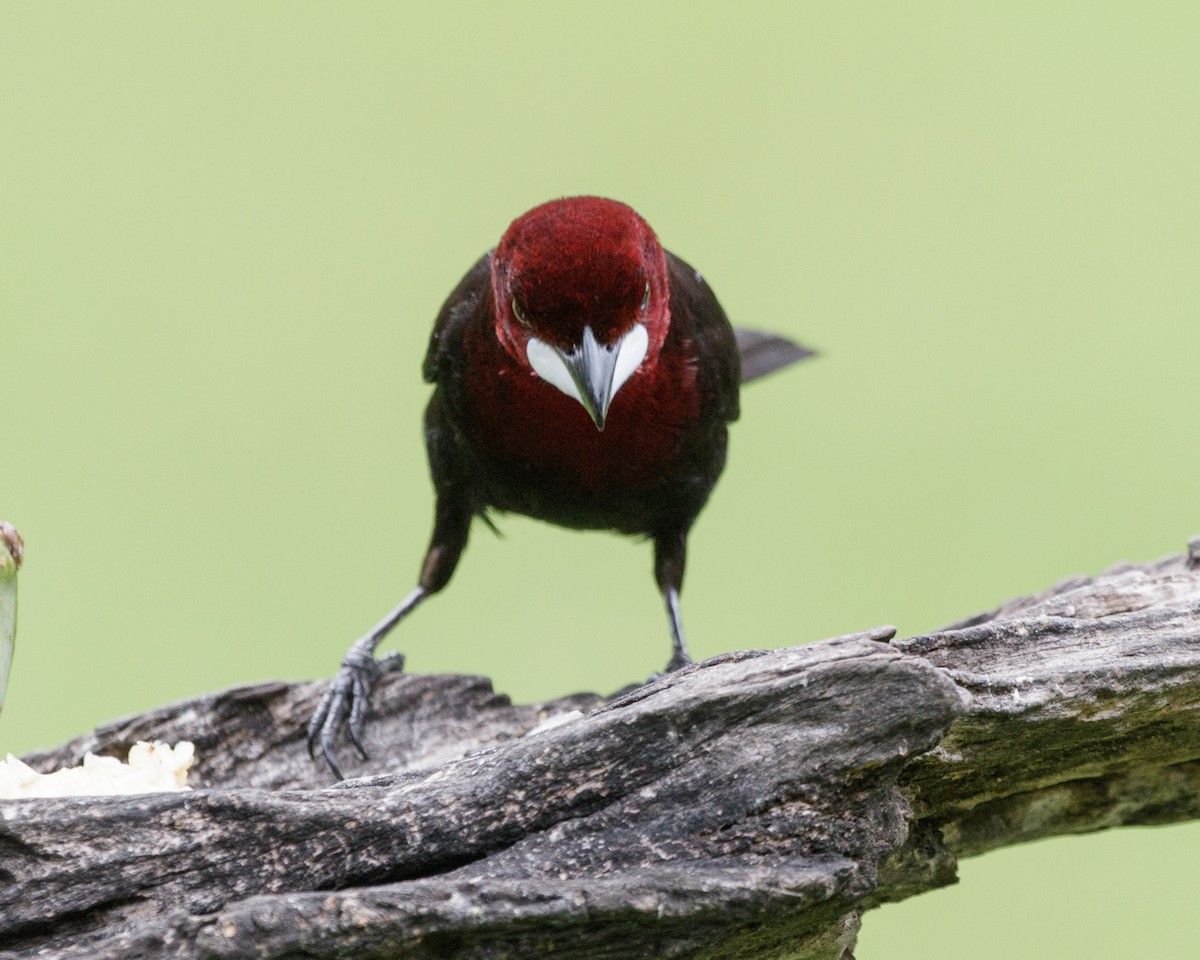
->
[309,197,813,777]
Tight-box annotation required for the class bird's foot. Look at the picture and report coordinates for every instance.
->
[306,646,405,780]
[662,650,692,674]
[639,652,694,686]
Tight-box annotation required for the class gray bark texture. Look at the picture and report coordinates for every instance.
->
[4,538,1200,959]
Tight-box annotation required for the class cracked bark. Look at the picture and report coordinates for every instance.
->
[4,538,1200,959]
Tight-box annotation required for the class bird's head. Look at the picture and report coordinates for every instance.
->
[490,196,671,430]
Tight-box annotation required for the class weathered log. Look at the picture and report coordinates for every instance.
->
[3,538,1200,959]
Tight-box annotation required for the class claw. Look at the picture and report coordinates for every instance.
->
[316,678,351,776]
[348,717,370,762]
[321,737,345,782]
[348,673,371,761]
[306,684,334,760]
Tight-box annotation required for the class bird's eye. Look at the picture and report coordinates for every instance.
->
[512,297,531,327]
[640,283,651,313]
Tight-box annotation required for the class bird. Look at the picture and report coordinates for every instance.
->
[308,196,814,778]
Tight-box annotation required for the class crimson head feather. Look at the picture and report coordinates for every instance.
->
[489,197,672,430]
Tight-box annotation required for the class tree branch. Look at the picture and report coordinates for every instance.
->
[4,538,1200,959]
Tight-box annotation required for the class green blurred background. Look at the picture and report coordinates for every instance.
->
[2,2,1197,955]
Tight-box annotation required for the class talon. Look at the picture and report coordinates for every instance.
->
[321,736,345,782]
[306,689,332,759]
[348,721,370,762]
[348,676,371,760]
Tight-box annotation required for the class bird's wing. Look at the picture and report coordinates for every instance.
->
[665,251,743,423]
[422,253,492,384]
[733,328,817,384]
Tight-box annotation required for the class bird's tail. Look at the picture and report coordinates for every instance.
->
[734,328,817,384]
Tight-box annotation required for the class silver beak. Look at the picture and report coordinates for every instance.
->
[526,324,650,431]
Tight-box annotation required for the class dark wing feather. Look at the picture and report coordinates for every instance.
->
[422,253,492,384]
[664,251,742,423]
[734,328,817,384]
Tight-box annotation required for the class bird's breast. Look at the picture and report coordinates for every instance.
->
[461,338,701,498]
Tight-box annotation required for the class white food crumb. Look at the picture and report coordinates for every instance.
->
[0,741,195,799]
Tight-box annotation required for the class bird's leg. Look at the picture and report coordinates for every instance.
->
[306,587,424,776]
[662,587,690,672]
[654,530,692,672]
[308,499,471,780]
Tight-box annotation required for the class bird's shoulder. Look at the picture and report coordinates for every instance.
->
[423,252,493,384]
[664,250,741,423]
